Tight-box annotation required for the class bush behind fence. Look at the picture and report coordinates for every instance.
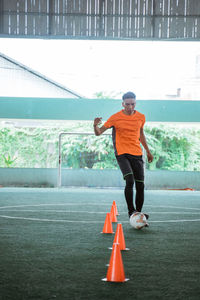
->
[0,122,200,171]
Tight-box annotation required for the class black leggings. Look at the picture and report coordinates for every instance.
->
[116,154,145,216]
[124,174,144,215]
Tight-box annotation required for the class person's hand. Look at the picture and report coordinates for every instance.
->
[93,117,102,127]
[147,151,154,163]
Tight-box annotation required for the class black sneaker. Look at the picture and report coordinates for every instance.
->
[128,210,138,218]
[144,213,149,220]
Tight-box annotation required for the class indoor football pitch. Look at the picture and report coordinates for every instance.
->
[0,188,200,300]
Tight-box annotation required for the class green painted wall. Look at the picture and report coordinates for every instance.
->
[0,97,200,122]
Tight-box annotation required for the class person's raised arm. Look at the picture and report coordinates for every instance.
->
[93,117,108,136]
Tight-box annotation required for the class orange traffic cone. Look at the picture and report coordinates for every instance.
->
[101,213,114,234]
[111,223,129,251]
[112,200,119,216]
[102,243,129,282]
[110,204,117,222]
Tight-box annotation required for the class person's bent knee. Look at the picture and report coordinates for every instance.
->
[135,180,144,191]
[124,174,134,188]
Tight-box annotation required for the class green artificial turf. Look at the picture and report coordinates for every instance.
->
[0,188,200,300]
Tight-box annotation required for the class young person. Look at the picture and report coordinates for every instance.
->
[93,91,153,218]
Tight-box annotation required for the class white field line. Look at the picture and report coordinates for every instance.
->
[145,205,200,211]
[0,203,115,210]
[0,203,200,224]
[1,214,200,224]
[0,203,200,211]
[122,219,200,224]
[0,209,108,214]
[1,209,200,215]
[150,219,200,223]
[0,215,104,223]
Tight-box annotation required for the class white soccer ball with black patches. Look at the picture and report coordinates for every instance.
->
[129,212,148,229]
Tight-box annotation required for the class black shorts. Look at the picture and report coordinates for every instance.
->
[116,153,144,182]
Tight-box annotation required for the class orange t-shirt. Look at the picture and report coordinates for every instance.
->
[103,110,145,156]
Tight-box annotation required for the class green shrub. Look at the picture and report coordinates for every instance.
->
[0,122,199,171]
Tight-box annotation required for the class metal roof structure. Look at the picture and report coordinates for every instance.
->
[0,0,200,40]
[0,52,82,98]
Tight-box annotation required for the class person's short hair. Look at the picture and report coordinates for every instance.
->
[122,91,136,101]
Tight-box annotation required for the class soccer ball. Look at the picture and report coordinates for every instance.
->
[129,212,148,229]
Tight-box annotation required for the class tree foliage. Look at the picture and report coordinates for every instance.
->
[0,122,199,171]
